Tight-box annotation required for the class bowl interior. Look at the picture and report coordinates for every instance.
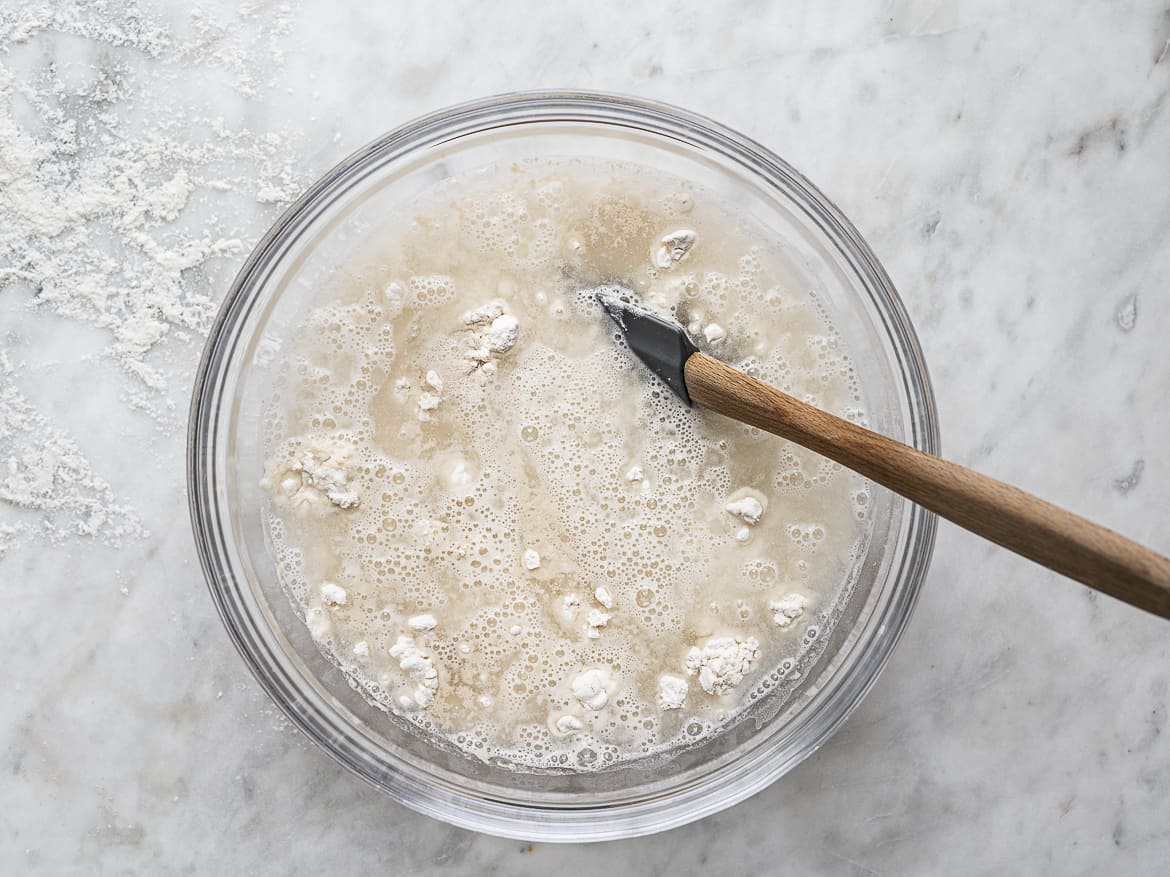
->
[191,93,936,840]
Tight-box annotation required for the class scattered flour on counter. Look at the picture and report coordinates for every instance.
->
[0,42,304,393]
[0,2,308,554]
[0,355,144,556]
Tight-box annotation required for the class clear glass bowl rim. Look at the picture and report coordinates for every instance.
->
[188,89,939,842]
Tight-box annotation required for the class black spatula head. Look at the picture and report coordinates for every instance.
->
[593,285,698,405]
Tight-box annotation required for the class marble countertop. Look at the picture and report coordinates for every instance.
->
[3,1,1169,872]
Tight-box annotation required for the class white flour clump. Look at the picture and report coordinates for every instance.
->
[652,229,697,269]
[486,315,520,352]
[726,490,766,545]
[417,391,442,420]
[657,674,688,711]
[685,636,760,696]
[769,593,809,629]
[725,493,765,525]
[585,608,611,639]
[463,301,520,371]
[389,635,440,709]
[281,449,360,511]
[552,714,583,735]
[571,668,615,711]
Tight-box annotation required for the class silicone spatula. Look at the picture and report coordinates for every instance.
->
[596,286,1170,620]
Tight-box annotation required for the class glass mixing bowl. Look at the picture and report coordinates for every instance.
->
[188,91,938,841]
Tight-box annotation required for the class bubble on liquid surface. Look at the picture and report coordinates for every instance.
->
[260,158,872,770]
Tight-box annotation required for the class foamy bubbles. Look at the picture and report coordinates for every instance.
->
[260,158,871,771]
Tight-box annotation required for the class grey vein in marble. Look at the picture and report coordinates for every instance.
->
[1,0,1169,874]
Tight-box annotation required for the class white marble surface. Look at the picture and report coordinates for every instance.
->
[3,0,1169,872]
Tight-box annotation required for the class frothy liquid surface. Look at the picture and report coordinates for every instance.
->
[262,160,871,769]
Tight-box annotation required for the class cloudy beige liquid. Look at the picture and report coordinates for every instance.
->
[262,160,872,768]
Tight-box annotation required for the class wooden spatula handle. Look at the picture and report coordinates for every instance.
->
[685,352,1170,619]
